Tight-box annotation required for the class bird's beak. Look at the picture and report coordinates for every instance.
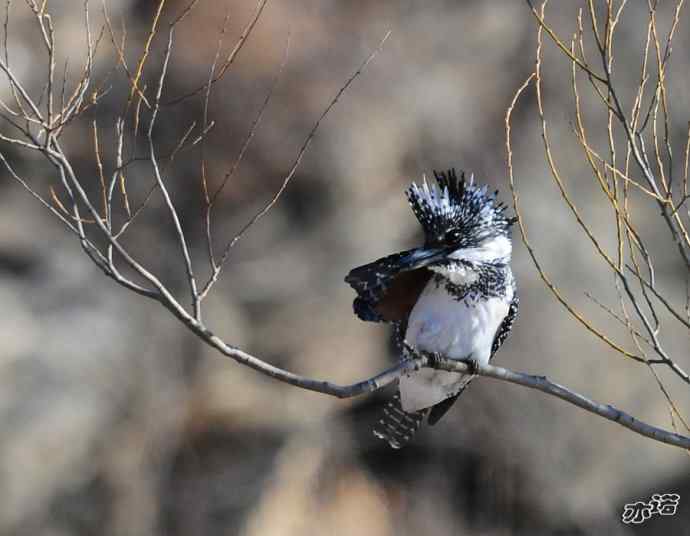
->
[396,246,454,272]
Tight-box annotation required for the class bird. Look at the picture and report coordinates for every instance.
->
[345,168,518,449]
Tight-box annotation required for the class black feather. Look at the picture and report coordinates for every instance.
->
[345,249,441,323]
[427,391,461,426]
[373,391,428,449]
[405,168,515,246]
[492,293,519,355]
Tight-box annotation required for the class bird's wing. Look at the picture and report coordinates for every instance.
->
[491,292,519,356]
[427,389,463,425]
[345,249,433,323]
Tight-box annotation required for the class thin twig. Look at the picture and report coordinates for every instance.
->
[148,22,200,317]
[200,29,392,298]
[202,29,291,290]
[166,0,269,106]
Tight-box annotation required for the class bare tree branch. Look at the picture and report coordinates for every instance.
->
[180,314,690,450]
[1,0,688,461]
[512,0,690,436]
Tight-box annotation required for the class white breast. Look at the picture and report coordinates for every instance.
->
[398,277,512,412]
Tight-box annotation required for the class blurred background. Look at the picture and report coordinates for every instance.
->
[0,1,689,534]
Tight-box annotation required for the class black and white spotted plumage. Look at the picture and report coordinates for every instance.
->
[346,169,518,449]
[492,293,519,356]
[406,169,515,245]
[372,392,427,449]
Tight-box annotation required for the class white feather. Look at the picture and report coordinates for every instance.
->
[399,272,513,413]
[449,235,512,265]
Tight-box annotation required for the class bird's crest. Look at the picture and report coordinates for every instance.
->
[406,169,515,245]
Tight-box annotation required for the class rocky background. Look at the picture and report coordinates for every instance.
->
[0,1,689,534]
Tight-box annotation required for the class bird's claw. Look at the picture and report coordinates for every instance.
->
[425,351,444,367]
[459,354,480,375]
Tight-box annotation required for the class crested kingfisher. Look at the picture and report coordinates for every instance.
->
[345,169,518,448]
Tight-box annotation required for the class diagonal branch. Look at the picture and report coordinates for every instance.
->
[181,313,690,450]
[428,354,690,450]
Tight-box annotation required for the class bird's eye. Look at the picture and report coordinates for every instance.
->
[445,229,461,242]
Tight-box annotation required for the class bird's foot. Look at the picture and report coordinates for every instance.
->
[402,341,443,367]
[424,351,444,368]
[458,354,480,375]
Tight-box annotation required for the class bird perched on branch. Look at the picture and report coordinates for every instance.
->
[345,169,518,448]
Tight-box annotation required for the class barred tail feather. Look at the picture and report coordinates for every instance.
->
[373,392,428,449]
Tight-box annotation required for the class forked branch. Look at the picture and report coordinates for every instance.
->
[1,0,688,454]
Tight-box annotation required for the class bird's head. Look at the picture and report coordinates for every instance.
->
[345,168,516,323]
[404,169,516,270]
